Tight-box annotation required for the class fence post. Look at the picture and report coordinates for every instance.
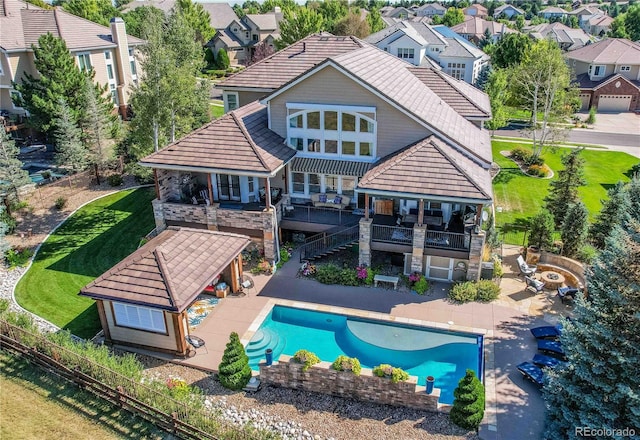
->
[172,412,179,435]
[117,385,125,408]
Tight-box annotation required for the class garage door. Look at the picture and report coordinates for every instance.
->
[579,94,591,111]
[597,95,632,112]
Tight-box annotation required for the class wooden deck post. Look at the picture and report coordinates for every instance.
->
[364,194,370,220]
[418,199,425,226]
[207,174,214,204]
[153,169,160,200]
[265,178,272,209]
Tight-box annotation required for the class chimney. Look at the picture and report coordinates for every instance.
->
[274,6,281,13]
[110,17,131,118]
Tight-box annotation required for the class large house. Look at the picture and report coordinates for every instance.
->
[525,22,592,51]
[565,38,640,112]
[207,10,283,66]
[0,0,143,118]
[463,4,488,19]
[451,16,517,45]
[139,34,493,283]
[568,6,611,35]
[416,3,446,18]
[493,4,524,19]
[366,20,490,84]
[538,6,569,20]
[124,0,239,31]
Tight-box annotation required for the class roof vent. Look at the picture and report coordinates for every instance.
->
[303,42,306,52]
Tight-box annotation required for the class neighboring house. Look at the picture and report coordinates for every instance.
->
[80,227,251,357]
[382,7,414,20]
[539,6,569,20]
[463,5,488,19]
[451,16,517,45]
[0,0,143,118]
[565,38,640,112]
[568,6,609,35]
[124,0,239,31]
[140,34,493,283]
[416,3,446,18]
[525,22,592,51]
[493,4,524,19]
[366,21,491,84]
[586,14,613,37]
[207,10,282,66]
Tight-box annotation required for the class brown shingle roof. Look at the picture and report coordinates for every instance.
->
[0,1,144,52]
[408,67,491,119]
[218,33,365,90]
[139,101,295,175]
[80,227,251,312]
[565,38,640,65]
[357,136,492,202]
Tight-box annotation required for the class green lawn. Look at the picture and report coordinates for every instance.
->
[15,188,155,339]
[210,100,224,119]
[493,141,638,236]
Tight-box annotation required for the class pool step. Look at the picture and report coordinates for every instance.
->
[246,329,284,367]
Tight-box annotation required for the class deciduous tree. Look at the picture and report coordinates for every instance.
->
[544,148,586,228]
[277,8,325,49]
[484,68,509,131]
[543,177,640,439]
[442,7,465,27]
[174,0,215,44]
[123,5,166,39]
[509,39,578,160]
[334,11,370,38]
[249,41,276,65]
[367,7,385,33]
[491,33,531,69]
[62,0,119,26]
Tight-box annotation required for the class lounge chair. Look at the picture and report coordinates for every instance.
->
[532,353,565,368]
[537,340,567,360]
[517,255,537,277]
[530,324,562,340]
[557,286,579,304]
[517,362,544,387]
[525,276,545,294]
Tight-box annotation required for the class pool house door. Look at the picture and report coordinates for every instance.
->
[217,174,241,201]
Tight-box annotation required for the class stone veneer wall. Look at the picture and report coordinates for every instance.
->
[540,252,586,288]
[259,355,441,412]
[162,202,208,224]
[466,231,485,281]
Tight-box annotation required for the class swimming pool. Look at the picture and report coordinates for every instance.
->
[247,305,483,404]
[23,165,66,184]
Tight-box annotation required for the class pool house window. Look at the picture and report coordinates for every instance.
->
[289,172,358,199]
[286,104,376,159]
[112,302,166,333]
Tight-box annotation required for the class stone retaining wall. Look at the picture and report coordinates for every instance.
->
[259,355,441,412]
[540,252,585,288]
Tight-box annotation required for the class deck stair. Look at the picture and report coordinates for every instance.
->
[300,224,359,262]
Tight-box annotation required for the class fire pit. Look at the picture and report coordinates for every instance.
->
[540,271,565,289]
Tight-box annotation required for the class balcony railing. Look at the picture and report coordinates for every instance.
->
[284,205,361,227]
[371,225,414,245]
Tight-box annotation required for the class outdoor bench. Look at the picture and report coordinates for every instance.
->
[374,274,399,290]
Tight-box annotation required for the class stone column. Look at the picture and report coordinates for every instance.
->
[151,199,166,231]
[411,224,427,273]
[205,204,219,231]
[467,230,485,281]
[358,218,372,267]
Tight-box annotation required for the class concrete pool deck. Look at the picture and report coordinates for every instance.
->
[134,244,572,440]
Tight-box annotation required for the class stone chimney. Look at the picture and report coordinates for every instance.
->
[110,17,131,117]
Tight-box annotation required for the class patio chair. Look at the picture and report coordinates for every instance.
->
[557,286,579,304]
[185,335,208,356]
[532,353,565,369]
[516,362,544,387]
[530,324,562,340]
[525,276,545,294]
[517,255,537,277]
[537,339,567,360]
[240,274,255,295]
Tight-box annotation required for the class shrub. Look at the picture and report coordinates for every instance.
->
[373,364,410,383]
[450,369,485,431]
[0,208,17,234]
[577,243,598,264]
[292,349,320,372]
[331,355,361,375]
[218,332,252,390]
[5,247,34,268]
[127,163,154,184]
[107,174,123,187]
[216,48,230,70]
[364,267,379,285]
[524,154,544,167]
[527,164,549,177]
[586,106,596,124]
[165,377,200,400]
[54,197,67,210]
[449,281,477,303]
[413,276,429,295]
[0,298,9,314]
[476,280,500,302]
[493,256,504,278]
[510,147,530,162]
[41,170,52,180]
[315,263,342,284]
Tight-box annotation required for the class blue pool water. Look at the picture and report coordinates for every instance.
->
[23,165,65,184]
[247,306,483,404]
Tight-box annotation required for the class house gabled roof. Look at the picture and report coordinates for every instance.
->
[0,1,144,52]
[139,101,295,175]
[262,44,492,166]
[218,33,365,90]
[540,6,568,14]
[416,3,446,12]
[122,0,175,13]
[244,12,283,31]
[526,22,591,48]
[589,15,613,26]
[357,136,492,202]
[565,38,640,65]
[575,72,640,91]
[199,2,239,30]
[433,25,489,60]
[494,4,525,15]
[366,20,448,46]
[451,16,517,38]
[79,227,251,312]
[408,67,491,119]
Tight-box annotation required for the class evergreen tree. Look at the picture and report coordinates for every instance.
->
[0,132,31,203]
[484,210,501,251]
[543,177,640,439]
[277,8,325,49]
[216,48,230,70]
[367,7,385,33]
[0,206,10,263]
[13,33,89,135]
[484,68,509,132]
[545,148,587,228]
[450,369,485,431]
[560,201,589,258]
[589,181,628,249]
[79,76,116,168]
[528,209,555,250]
[218,332,252,391]
[53,99,88,172]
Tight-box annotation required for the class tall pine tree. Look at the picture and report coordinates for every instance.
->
[79,76,116,168]
[589,182,628,249]
[53,99,88,172]
[0,131,31,203]
[545,148,587,228]
[560,201,589,258]
[543,177,640,439]
[14,33,89,135]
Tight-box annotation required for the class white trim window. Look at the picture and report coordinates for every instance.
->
[588,64,605,78]
[289,172,358,200]
[397,48,415,60]
[224,91,239,113]
[104,51,118,105]
[128,48,138,85]
[77,52,92,71]
[619,65,631,72]
[446,63,466,80]
[113,302,166,333]
[286,104,376,160]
